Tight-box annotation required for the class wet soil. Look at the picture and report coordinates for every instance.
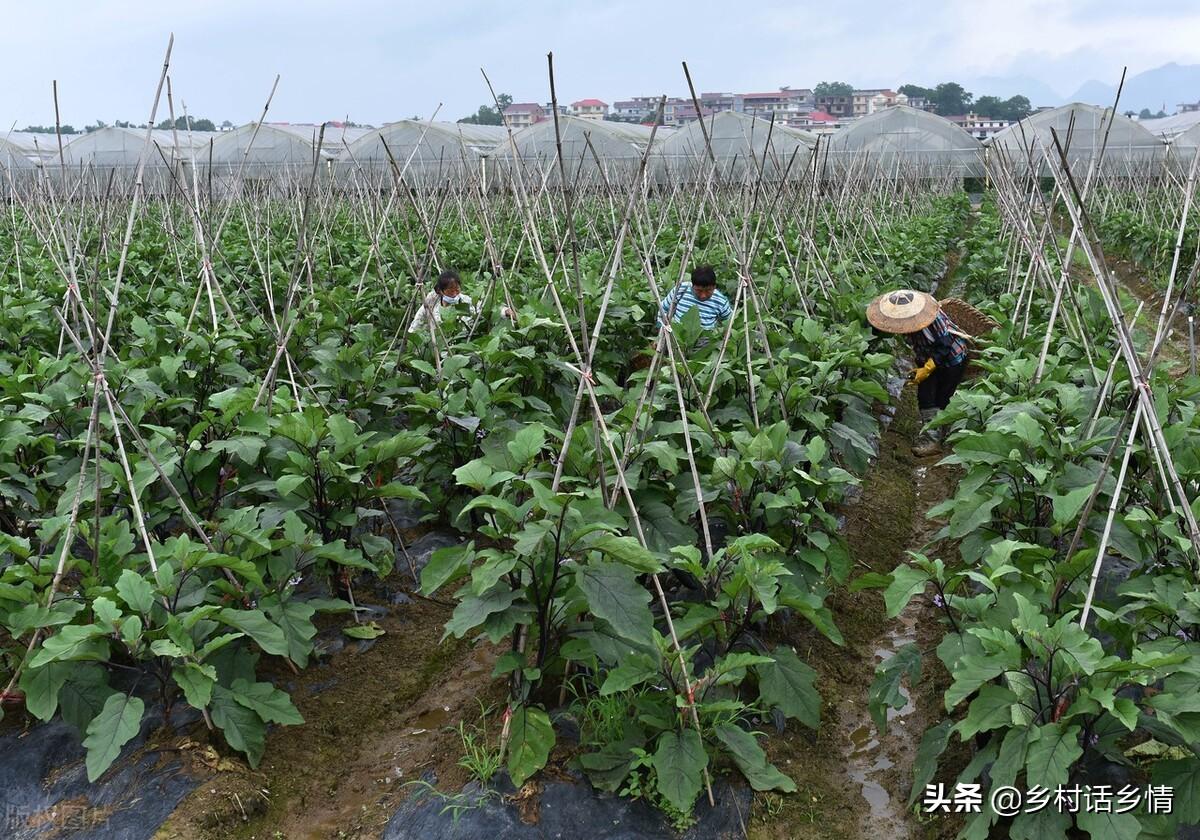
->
[155,594,503,840]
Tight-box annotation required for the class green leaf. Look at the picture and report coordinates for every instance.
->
[909,720,952,807]
[229,678,304,725]
[955,684,1017,740]
[173,662,217,709]
[507,423,546,468]
[268,599,317,668]
[343,621,386,640]
[652,729,707,815]
[1024,723,1082,790]
[600,656,660,695]
[29,624,108,668]
[587,533,662,573]
[445,588,517,639]
[1052,485,1094,527]
[59,665,115,734]
[714,724,796,792]
[19,662,72,721]
[945,653,1009,710]
[756,646,819,728]
[211,685,267,767]
[869,644,921,733]
[452,459,494,492]
[275,474,308,497]
[420,542,474,596]
[217,609,290,657]
[884,565,928,618]
[116,568,155,613]
[507,705,554,786]
[575,561,654,645]
[1076,810,1141,840]
[1152,758,1200,823]
[83,693,144,782]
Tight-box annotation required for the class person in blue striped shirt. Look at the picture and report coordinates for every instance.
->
[658,265,734,330]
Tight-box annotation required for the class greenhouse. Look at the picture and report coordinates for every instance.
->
[821,104,984,178]
[987,102,1164,174]
[336,120,506,188]
[60,127,193,169]
[197,123,360,195]
[1140,109,1200,142]
[487,116,663,186]
[652,110,816,184]
[1167,118,1200,166]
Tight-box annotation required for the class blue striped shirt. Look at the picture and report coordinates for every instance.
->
[911,312,968,368]
[659,285,733,329]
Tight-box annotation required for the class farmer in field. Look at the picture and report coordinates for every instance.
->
[408,269,514,335]
[867,289,969,457]
[658,265,734,330]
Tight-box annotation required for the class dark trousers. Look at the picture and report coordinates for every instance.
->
[917,361,966,410]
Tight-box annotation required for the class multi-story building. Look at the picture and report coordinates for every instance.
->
[904,95,934,112]
[740,88,814,127]
[946,113,1011,140]
[699,92,745,114]
[611,97,657,122]
[1181,101,1200,113]
[571,99,609,120]
[503,103,545,129]
[814,94,853,119]
[799,110,841,134]
[853,89,896,117]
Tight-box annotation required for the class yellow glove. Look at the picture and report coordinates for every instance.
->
[909,358,936,385]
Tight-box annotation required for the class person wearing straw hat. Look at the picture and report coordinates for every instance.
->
[867,289,969,457]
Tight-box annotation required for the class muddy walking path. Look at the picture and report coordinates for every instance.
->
[749,233,973,839]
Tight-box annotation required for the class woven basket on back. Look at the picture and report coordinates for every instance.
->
[939,297,999,375]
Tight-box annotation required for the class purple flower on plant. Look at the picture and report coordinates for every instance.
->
[1088,733,1100,747]
[932,593,945,608]
[1176,629,1190,641]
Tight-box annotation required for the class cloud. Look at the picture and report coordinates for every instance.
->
[0,0,1197,126]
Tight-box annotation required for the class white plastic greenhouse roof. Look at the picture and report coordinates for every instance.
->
[60,127,197,167]
[0,136,35,170]
[654,111,816,180]
[203,123,335,166]
[1140,110,1200,141]
[823,105,983,174]
[343,121,505,164]
[988,103,1163,169]
[491,117,662,160]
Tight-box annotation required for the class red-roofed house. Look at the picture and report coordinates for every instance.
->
[503,103,546,129]
[571,99,609,121]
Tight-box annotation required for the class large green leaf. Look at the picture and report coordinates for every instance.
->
[756,645,819,728]
[228,678,303,725]
[59,664,115,734]
[884,565,928,618]
[420,542,474,596]
[713,724,796,792]
[587,533,662,573]
[444,588,517,639]
[868,643,921,733]
[173,662,217,709]
[907,720,953,807]
[652,729,707,815]
[83,693,144,782]
[1152,758,1200,823]
[267,599,317,668]
[19,661,72,721]
[575,561,654,645]
[217,609,290,657]
[507,423,546,468]
[1075,810,1140,840]
[115,569,155,613]
[29,624,108,668]
[1024,723,1081,790]
[507,705,554,786]
[955,684,1017,740]
[211,685,267,767]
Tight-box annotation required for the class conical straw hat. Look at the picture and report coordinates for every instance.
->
[866,289,940,334]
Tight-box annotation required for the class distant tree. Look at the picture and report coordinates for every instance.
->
[814,81,854,98]
[114,120,135,128]
[220,120,234,130]
[1139,107,1153,119]
[973,95,1004,118]
[84,119,108,133]
[21,124,77,134]
[931,82,972,116]
[154,116,216,132]
[459,93,513,125]
[1002,95,1032,120]
[898,84,935,101]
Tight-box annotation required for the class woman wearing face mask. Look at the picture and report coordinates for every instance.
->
[407,270,483,335]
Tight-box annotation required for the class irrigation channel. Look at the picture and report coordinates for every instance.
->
[4,62,1200,840]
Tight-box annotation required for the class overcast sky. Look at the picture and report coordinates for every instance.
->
[3,0,1199,127]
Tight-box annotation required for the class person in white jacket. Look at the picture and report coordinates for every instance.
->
[408,270,516,335]
[408,270,479,334]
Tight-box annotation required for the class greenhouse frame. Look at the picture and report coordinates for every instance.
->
[652,110,816,184]
[820,105,984,178]
[987,102,1164,175]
